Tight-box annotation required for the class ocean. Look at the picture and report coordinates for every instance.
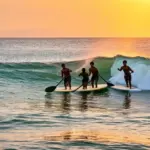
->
[0,38,149,150]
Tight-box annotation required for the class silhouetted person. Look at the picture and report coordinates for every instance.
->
[118,60,134,89]
[79,68,89,89]
[61,64,72,90]
[89,62,99,88]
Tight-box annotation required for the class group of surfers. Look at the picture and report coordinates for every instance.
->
[61,60,134,90]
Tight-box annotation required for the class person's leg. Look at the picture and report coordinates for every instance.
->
[84,83,86,89]
[64,78,67,90]
[124,76,129,87]
[84,81,88,89]
[95,76,99,88]
[91,76,94,88]
[91,81,94,88]
[129,75,132,89]
[82,80,85,89]
[68,76,71,90]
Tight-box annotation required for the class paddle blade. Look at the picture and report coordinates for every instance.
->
[107,82,114,86]
[45,86,56,92]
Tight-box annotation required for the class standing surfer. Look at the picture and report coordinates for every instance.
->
[118,60,134,89]
[61,64,72,90]
[89,62,99,88]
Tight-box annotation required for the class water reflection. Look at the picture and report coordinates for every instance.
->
[44,91,111,113]
[45,93,71,113]
[45,93,53,109]
[44,91,132,113]
[123,93,131,109]
[61,93,71,113]
[79,93,88,112]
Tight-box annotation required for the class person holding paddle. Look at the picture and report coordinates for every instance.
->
[89,62,99,88]
[118,60,134,89]
[61,64,72,90]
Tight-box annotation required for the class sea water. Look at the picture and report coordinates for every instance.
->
[0,38,149,150]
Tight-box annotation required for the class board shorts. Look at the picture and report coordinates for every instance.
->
[64,76,71,85]
[124,73,131,81]
[82,78,89,84]
[91,75,99,82]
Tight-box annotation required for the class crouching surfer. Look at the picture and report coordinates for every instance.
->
[61,64,72,90]
[79,68,89,89]
[118,60,134,89]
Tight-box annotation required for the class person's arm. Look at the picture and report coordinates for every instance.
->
[118,66,123,71]
[79,73,81,77]
[129,67,134,73]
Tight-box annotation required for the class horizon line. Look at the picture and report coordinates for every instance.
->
[0,37,149,39]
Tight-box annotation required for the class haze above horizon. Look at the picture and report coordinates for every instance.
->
[0,0,150,37]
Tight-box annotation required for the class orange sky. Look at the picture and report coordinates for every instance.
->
[0,0,150,37]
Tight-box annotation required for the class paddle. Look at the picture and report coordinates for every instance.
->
[99,74,114,86]
[45,78,64,92]
[72,84,83,92]
[72,80,91,92]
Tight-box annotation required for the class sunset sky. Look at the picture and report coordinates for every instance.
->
[0,0,150,37]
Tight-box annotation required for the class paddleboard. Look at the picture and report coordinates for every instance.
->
[111,85,141,92]
[55,84,108,93]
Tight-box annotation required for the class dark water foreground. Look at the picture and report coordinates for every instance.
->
[0,89,150,150]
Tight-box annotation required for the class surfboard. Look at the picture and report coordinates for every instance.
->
[55,84,108,93]
[111,85,141,92]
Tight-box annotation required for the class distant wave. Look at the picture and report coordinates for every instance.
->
[0,54,149,63]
